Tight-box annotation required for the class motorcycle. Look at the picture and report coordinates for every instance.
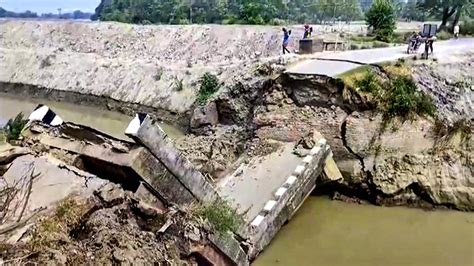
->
[407,38,422,54]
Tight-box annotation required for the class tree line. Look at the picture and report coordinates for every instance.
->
[0,7,93,20]
[94,0,365,25]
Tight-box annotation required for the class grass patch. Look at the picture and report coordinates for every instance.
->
[194,201,240,234]
[346,68,436,119]
[173,76,184,92]
[373,41,390,48]
[197,72,220,105]
[354,70,383,93]
[338,65,373,88]
[386,77,436,117]
[350,35,376,42]
[30,199,88,251]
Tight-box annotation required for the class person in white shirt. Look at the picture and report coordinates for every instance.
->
[454,24,460,39]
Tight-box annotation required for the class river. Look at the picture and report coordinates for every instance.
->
[0,93,183,139]
[254,197,474,266]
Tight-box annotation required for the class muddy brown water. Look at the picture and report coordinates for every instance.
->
[0,93,183,139]
[254,197,474,266]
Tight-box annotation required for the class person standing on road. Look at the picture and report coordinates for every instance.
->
[303,24,313,39]
[282,28,292,54]
[454,24,460,39]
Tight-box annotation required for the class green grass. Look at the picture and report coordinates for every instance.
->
[195,201,240,234]
[197,72,220,105]
[344,68,436,119]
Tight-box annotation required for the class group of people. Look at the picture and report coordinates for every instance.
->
[408,23,461,56]
[282,24,313,54]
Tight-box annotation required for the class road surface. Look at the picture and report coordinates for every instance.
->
[286,38,474,77]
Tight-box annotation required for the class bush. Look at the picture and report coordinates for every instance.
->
[373,41,390,48]
[437,31,452,40]
[198,72,220,105]
[386,76,436,118]
[355,70,382,94]
[350,43,360,50]
[351,70,436,118]
[392,31,413,43]
[5,113,28,141]
[270,18,286,26]
[366,0,397,42]
[460,20,474,36]
[195,201,240,234]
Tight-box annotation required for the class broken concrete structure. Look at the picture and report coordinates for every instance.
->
[11,105,341,265]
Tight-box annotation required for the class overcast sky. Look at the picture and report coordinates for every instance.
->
[0,0,101,13]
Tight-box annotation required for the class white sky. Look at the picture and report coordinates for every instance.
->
[0,0,101,13]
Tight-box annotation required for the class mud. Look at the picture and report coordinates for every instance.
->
[0,189,212,265]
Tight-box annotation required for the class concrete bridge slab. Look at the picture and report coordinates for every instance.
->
[217,143,302,223]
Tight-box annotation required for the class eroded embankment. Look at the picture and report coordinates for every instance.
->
[190,54,473,211]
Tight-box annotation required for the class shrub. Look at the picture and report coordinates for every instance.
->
[198,72,220,105]
[460,20,474,36]
[270,18,286,26]
[5,113,28,141]
[392,31,414,43]
[437,31,452,40]
[195,201,240,234]
[366,0,396,42]
[386,76,436,118]
[350,71,436,118]
[354,70,382,94]
[373,41,390,48]
[350,43,360,50]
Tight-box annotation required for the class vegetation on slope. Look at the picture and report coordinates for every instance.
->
[343,63,436,119]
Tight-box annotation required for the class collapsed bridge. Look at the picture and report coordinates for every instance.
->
[13,104,343,265]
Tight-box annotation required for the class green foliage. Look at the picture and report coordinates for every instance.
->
[392,31,415,44]
[96,0,365,25]
[198,72,219,105]
[4,113,28,141]
[460,20,474,35]
[355,70,382,94]
[437,30,452,40]
[195,201,240,233]
[366,0,397,42]
[386,76,436,118]
[353,70,436,118]
[373,41,390,48]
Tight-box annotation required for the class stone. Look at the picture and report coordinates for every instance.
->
[190,102,219,129]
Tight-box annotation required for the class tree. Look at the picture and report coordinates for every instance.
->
[366,0,397,42]
[420,0,472,32]
[342,0,364,22]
